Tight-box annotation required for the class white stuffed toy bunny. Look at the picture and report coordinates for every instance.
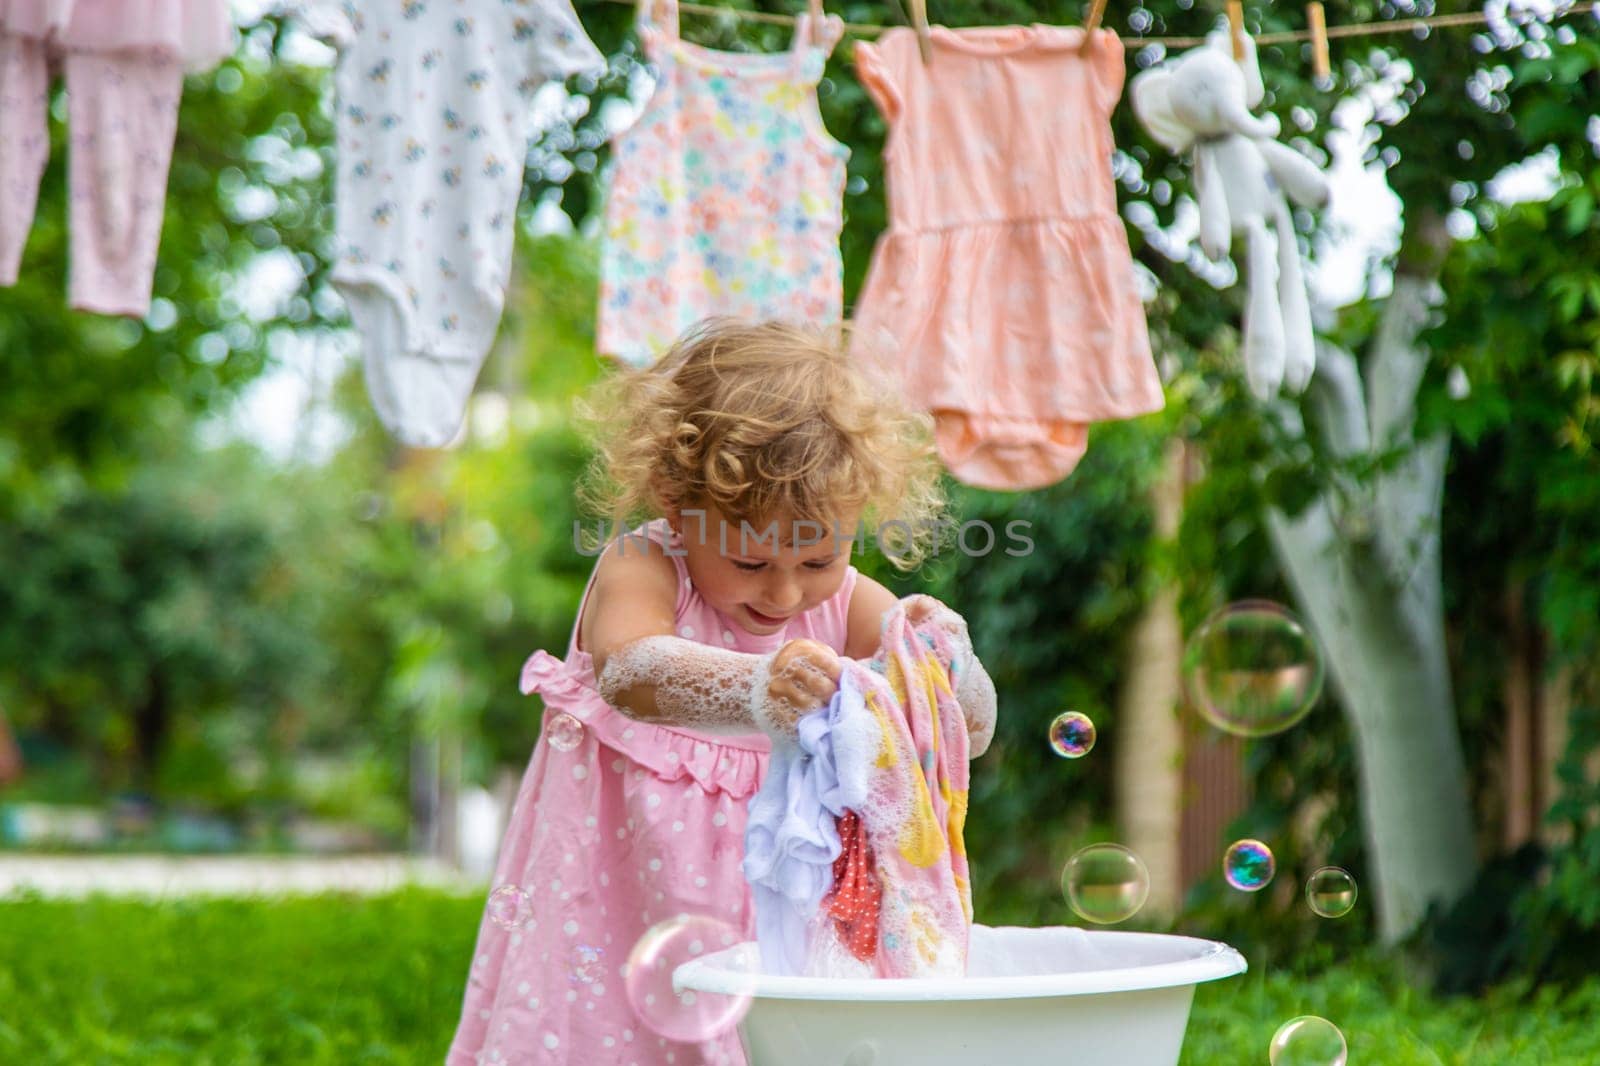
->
[1131,25,1331,400]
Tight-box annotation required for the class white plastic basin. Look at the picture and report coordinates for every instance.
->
[674,925,1246,1066]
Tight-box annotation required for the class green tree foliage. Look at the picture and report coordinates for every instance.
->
[1419,24,1600,982]
[0,17,613,814]
[0,17,335,497]
[342,236,607,780]
[0,444,327,801]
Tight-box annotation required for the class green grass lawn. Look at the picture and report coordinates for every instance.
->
[1,891,1595,1064]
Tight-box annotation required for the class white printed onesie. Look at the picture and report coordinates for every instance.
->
[303,0,605,446]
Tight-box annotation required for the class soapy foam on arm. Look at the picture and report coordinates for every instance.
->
[597,634,821,738]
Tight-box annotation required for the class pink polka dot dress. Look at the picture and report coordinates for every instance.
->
[446,518,858,1066]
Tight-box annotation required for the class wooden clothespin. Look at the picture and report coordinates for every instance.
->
[1081,0,1108,53]
[910,0,933,64]
[809,0,827,46]
[1226,0,1245,61]
[1307,2,1331,87]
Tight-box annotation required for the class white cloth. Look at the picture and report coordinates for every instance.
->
[743,668,877,976]
[300,0,605,446]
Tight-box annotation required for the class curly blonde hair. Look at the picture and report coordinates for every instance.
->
[576,318,946,570]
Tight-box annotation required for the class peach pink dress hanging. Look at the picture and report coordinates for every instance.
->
[850,26,1164,491]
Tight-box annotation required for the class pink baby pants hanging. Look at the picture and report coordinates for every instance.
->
[0,0,232,316]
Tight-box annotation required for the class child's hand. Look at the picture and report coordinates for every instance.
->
[759,638,842,736]
[901,595,972,655]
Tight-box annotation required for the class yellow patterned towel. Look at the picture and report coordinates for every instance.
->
[823,595,977,977]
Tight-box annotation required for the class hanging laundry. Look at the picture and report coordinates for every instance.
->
[298,0,605,448]
[0,0,233,316]
[849,26,1165,492]
[597,0,849,367]
[745,596,985,978]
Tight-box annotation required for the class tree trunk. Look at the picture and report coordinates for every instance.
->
[1264,256,1478,942]
[1266,496,1476,940]
[438,722,462,866]
[133,673,169,790]
[1501,581,1542,849]
[1541,664,1576,847]
[1116,439,1187,917]
[410,731,440,857]
[0,705,22,785]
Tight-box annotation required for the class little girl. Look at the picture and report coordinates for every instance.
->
[446,318,996,1066]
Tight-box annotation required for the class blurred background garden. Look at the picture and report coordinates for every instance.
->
[1,0,1598,1062]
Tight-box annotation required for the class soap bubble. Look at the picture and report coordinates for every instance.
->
[625,914,752,1042]
[1223,839,1276,892]
[486,884,531,929]
[1062,843,1150,925]
[1183,601,1325,737]
[546,712,585,752]
[570,944,606,984]
[1049,711,1097,758]
[1269,1016,1347,1066]
[1305,867,1358,918]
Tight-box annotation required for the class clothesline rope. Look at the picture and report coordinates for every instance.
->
[593,0,1597,47]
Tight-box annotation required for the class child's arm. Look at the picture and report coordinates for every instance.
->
[585,542,839,736]
[953,642,997,758]
[843,574,900,659]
